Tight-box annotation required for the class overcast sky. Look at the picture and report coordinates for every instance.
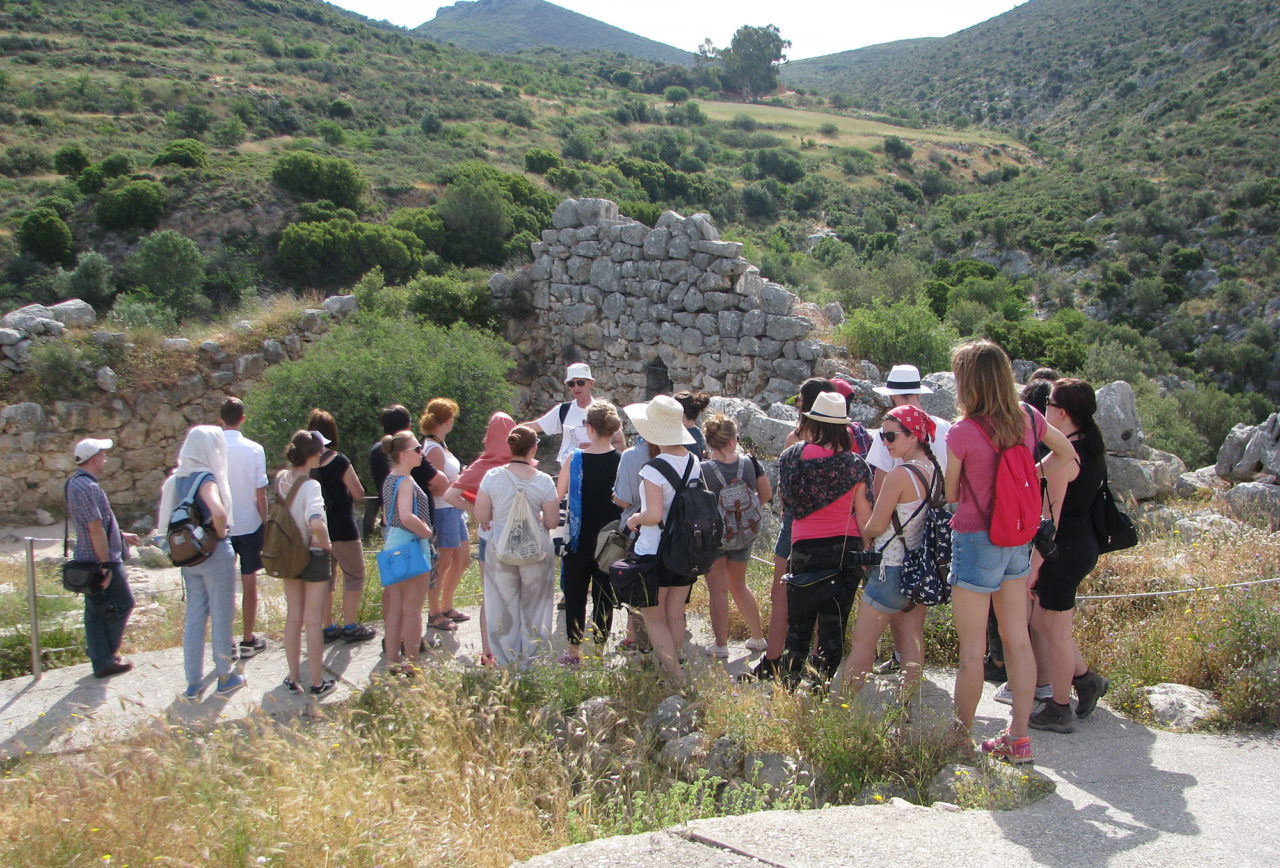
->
[328,1,1031,61]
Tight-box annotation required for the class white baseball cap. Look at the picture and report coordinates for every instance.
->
[565,363,594,383]
[74,438,113,464]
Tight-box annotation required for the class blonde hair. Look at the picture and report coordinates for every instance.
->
[380,431,417,463]
[951,339,1024,449]
[702,413,738,450]
[585,400,621,437]
[419,397,458,435]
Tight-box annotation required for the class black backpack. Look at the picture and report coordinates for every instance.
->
[646,455,724,579]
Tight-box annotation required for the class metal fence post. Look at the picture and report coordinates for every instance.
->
[25,537,42,680]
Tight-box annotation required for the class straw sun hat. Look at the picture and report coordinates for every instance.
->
[624,395,695,447]
[803,391,852,425]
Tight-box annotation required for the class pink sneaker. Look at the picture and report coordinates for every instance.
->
[980,731,1033,764]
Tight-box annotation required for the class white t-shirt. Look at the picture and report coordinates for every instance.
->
[276,469,326,550]
[479,465,558,544]
[867,414,951,478]
[422,438,462,512]
[224,429,267,535]
[635,452,702,556]
[535,399,592,464]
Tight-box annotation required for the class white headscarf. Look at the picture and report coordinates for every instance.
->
[156,425,233,531]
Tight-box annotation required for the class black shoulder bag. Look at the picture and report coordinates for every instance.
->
[62,475,104,594]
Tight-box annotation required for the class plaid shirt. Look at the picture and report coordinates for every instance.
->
[66,469,125,563]
[849,422,872,457]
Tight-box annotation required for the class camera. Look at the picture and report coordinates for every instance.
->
[1032,519,1059,559]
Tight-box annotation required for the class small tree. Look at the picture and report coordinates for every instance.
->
[96,179,166,231]
[716,25,790,101]
[211,117,246,148]
[55,251,115,310]
[523,148,563,175]
[271,151,366,210]
[129,230,208,318]
[153,138,209,169]
[53,144,91,178]
[664,86,691,106]
[419,109,442,136]
[883,135,913,161]
[436,178,512,266]
[18,208,74,265]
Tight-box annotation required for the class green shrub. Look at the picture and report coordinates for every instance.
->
[419,109,442,136]
[211,117,246,148]
[0,143,49,176]
[34,195,74,219]
[53,143,91,178]
[405,273,496,329]
[271,151,366,210]
[98,152,133,178]
[96,179,166,231]
[127,230,209,318]
[244,315,516,474]
[819,122,838,137]
[437,178,511,266]
[277,219,424,286]
[837,300,958,372]
[328,98,354,119]
[387,208,445,252]
[26,340,101,403]
[17,209,74,265]
[54,251,115,310]
[523,148,563,175]
[663,86,690,105]
[168,104,213,138]
[315,119,345,146]
[76,164,106,194]
[109,292,179,332]
[152,138,209,169]
[883,135,913,161]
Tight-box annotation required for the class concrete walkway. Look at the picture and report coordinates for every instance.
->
[4,596,1278,866]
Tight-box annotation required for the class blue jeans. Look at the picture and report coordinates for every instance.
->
[950,530,1031,593]
[85,561,134,672]
[182,538,237,684]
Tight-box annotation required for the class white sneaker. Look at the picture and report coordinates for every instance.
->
[706,644,730,659]
[993,682,1054,705]
[744,637,769,652]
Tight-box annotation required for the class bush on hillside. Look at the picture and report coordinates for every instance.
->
[405,273,497,329]
[95,180,166,231]
[211,117,246,148]
[126,230,209,319]
[837,300,958,373]
[277,219,425,287]
[244,315,515,476]
[153,138,209,169]
[271,151,366,210]
[53,144,90,179]
[53,252,115,311]
[387,208,445,252]
[17,209,74,266]
[523,148,563,175]
[98,152,133,178]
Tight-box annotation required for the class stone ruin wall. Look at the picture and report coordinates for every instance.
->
[488,197,851,420]
[0,298,357,525]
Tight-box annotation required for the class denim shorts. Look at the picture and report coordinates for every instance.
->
[773,513,793,559]
[723,545,752,563]
[433,506,469,549]
[949,530,1031,593]
[862,564,912,614]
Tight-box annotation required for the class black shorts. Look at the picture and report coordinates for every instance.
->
[1035,532,1099,611]
[230,526,264,575]
[297,551,332,584]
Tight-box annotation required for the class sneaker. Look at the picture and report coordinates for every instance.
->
[993,682,1054,706]
[872,652,901,675]
[323,624,343,643]
[180,684,202,702]
[706,644,730,659]
[238,635,267,658]
[215,673,247,696]
[1029,699,1077,733]
[980,730,1033,764]
[744,637,769,652]
[310,678,337,698]
[1073,670,1110,719]
[341,623,377,643]
[282,677,302,695]
[93,661,133,679]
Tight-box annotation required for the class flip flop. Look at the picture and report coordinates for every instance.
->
[444,608,471,623]
[428,614,458,631]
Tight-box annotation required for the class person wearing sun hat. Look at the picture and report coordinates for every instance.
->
[66,437,139,678]
[624,395,702,687]
[862,364,953,677]
[527,363,625,465]
[775,391,874,687]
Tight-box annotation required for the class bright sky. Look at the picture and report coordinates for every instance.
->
[329,1,1031,61]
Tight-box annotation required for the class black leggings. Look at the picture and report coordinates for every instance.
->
[782,566,862,685]
[562,548,614,645]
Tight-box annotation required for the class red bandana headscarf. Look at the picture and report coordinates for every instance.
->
[885,404,936,444]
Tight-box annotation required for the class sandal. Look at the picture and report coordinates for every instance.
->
[428,614,458,632]
[479,652,496,667]
[443,608,471,623]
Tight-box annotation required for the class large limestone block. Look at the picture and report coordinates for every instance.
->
[50,299,96,328]
[1095,381,1145,457]
[1215,481,1280,524]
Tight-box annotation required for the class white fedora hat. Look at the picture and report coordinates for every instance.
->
[624,396,695,447]
[874,364,933,396]
[803,392,851,425]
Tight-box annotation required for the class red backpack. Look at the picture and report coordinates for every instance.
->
[964,404,1043,547]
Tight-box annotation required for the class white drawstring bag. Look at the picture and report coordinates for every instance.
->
[495,470,549,566]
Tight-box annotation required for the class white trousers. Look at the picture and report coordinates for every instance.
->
[483,552,555,668]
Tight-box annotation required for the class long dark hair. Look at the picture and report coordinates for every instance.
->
[1051,378,1104,457]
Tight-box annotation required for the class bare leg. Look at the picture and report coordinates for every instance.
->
[726,558,764,642]
[435,546,467,615]
[641,586,686,685]
[832,601,892,699]
[282,578,304,683]
[303,580,329,685]
[765,555,788,658]
[241,571,260,642]
[383,583,405,665]
[892,605,928,696]
[950,586,992,732]
[992,578,1035,739]
[400,572,431,662]
[705,557,730,647]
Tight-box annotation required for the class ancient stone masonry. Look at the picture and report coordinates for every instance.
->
[487,197,849,417]
[0,296,358,524]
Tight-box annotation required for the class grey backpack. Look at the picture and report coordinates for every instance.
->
[705,457,763,553]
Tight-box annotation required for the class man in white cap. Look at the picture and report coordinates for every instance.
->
[219,397,269,658]
[865,364,952,676]
[65,438,139,678]
[526,362,623,465]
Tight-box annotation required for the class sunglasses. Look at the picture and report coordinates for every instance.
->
[409,444,422,454]
[568,379,590,387]
[879,429,911,443]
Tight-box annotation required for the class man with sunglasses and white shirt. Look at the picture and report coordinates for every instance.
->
[526,363,624,464]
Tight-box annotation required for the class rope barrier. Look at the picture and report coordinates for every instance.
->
[1077,576,1280,601]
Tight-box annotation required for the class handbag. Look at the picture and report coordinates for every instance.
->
[61,478,103,594]
[1092,459,1138,553]
[609,555,659,608]
[594,520,632,573]
[378,526,431,587]
[881,463,951,607]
